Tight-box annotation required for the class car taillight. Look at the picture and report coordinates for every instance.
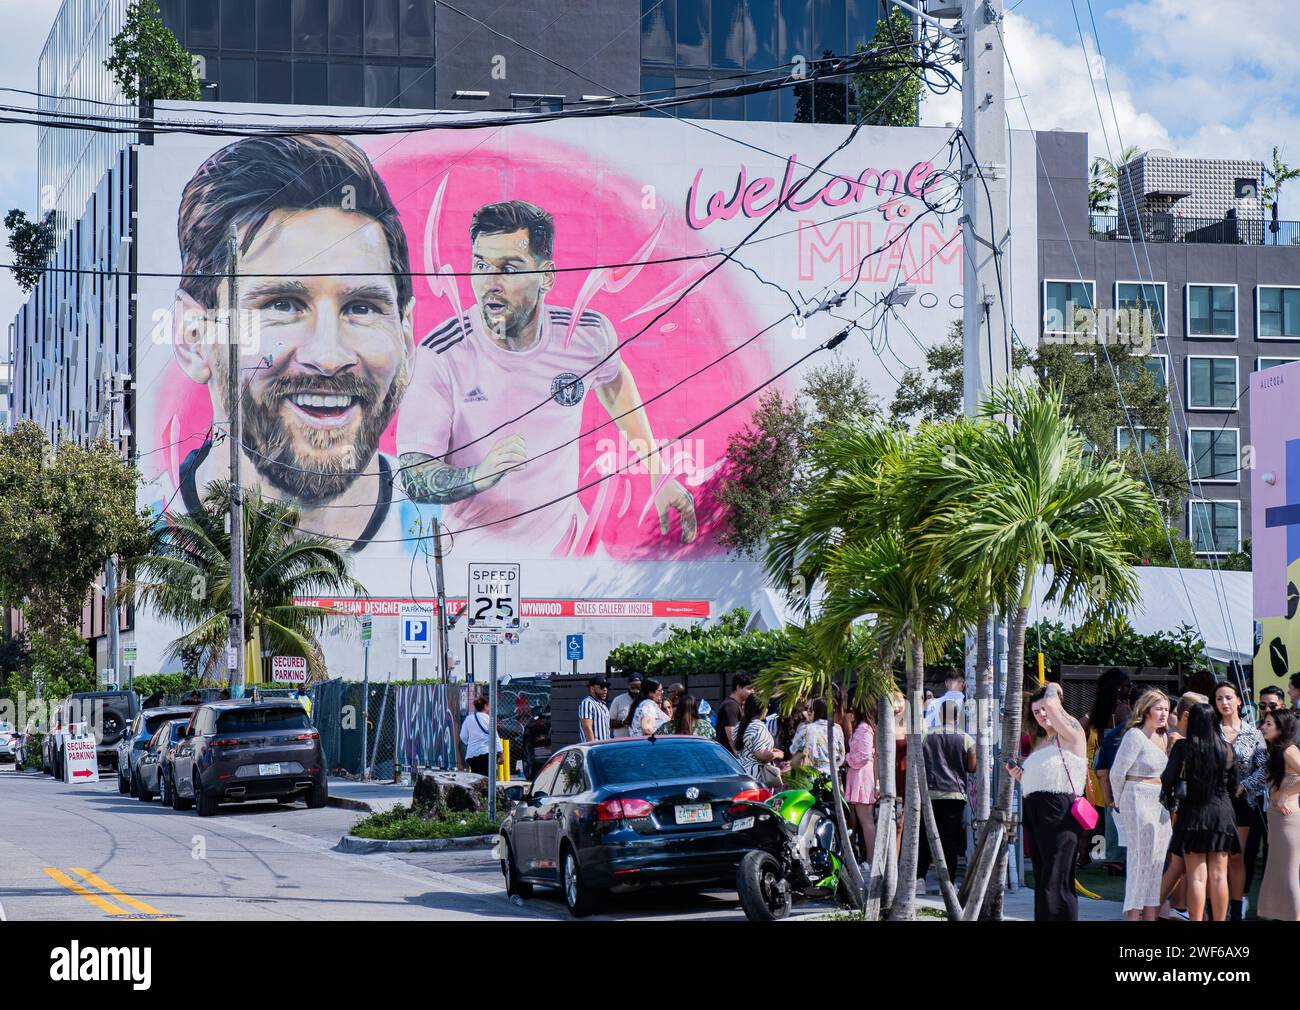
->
[596,798,655,821]
[293,732,319,741]
[209,738,240,747]
[729,787,773,814]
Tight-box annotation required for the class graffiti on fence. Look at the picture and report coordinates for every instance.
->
[396,683,467,771]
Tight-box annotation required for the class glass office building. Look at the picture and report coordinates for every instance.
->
[641,0,885,122]
[157,0,438,109]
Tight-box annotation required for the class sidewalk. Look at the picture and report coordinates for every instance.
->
[915,883,1124,921]
[327,777,413,814]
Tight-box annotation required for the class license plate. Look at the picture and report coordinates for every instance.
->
[730,816,755,832]
[258,763,282,776]
[674,803,712,825]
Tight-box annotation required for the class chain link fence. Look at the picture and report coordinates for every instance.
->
[308,676,553,781]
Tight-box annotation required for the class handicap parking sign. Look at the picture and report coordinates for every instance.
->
[565,634,584,661]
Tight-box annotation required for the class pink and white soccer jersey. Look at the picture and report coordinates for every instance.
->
[397,303,623,554]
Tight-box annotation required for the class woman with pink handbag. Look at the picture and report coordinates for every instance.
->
[1007,683,1093,921]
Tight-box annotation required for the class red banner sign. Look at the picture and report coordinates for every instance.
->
[295,597,711,619]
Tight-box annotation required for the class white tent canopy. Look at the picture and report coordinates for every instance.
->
[749,566,1252,663]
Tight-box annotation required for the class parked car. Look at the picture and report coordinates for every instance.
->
[115,706,197,795]
[170,700,328,816]
[44,691,140,776]
[135,719,190,803]
[496,736,766,917]
[0,722,18,762]
[15,719,40,768]
[520,703,552,779]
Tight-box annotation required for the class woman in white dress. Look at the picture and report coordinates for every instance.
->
[1109,689,1173,921]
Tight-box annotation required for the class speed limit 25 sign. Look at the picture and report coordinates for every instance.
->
[467,563,521,629]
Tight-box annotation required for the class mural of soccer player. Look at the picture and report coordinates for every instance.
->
[397,200,697,554]
[169,135,414,551]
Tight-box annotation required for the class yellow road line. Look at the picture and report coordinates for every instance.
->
[42,867,130,917]
[70,868,174,919]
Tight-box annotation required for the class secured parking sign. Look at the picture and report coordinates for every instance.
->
[467,563,521,629]
[271,656,308,685]
[399,602,434,658]
[63,733,99,784]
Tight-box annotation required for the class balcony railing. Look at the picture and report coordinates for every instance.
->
[1089,212,1300,246]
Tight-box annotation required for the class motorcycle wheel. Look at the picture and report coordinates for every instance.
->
[737,849,793,922]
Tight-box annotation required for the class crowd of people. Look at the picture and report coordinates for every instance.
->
[570,668,1300,922]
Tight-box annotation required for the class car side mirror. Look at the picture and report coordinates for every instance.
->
[504,785,525,802]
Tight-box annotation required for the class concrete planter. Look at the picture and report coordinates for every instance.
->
[336,832,497,854]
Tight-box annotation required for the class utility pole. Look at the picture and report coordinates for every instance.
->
[227,224,246,699]
[959,0,1011,414]
[90,379,124,689]
[432,518,451,685]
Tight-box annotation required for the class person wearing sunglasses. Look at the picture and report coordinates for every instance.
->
[1259,687,1287,728]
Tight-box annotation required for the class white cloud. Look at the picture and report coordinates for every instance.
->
[922,12,1171,163]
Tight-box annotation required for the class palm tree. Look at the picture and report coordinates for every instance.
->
[913,380,1160,919]
[762,419,979,919]
[116,480,366,682]
[1089,145,1140,217]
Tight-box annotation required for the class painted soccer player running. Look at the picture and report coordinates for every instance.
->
[397,200,697,553]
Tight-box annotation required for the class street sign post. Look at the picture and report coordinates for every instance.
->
[360,613,372,780]
[467,563,521,629]
[399,603,434,658]
[467,630,505,646]
[360,614,372,644]
[566,633,584,675]
[271,656,308,685]
[468,563,520,823]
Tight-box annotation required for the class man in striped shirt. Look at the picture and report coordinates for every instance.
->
[578,677,611,742]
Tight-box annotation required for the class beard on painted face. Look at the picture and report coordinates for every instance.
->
[242,368,405,505]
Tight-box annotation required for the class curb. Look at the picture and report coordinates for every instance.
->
[326,795,374,813]
[335,833,497,854]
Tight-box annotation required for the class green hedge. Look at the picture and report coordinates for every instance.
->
[350,806,501,840]
[130,673,200,699]
[606,608,796,681]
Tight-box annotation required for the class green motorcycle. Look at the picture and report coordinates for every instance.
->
[731,771,854,921]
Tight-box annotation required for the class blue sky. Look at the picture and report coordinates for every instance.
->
[0,0,1295,327]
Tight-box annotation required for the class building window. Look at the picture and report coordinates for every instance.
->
[1042,280,1095,336]
[401,0,435,57]
[364,63,399,106]
[1258,286,1300,339]
[749,0,778,69]
[1186,283,1237,338]
[1186,356,1237,410]
[221,0,255,49]
[257,59,292,103]
[1115,281,1167,336]
[1188,428,1239,484]
[713,0,745,68]
[1144,354,1169,391]
[1189,500,1240,556]
[189,0,219,47]
[257,0,291,51]
[678,0,709,67]
[329,62,364,105]
[399,65,438,109]
[365,0,399,55]
[1116,427,1162,453]
[293,0,328,53]
[642,0,674,65]
[293,62,328,104]
[782,0,812,62]
[511,94,564,113]
[1257,356,1300,371]
[330,0,363,53]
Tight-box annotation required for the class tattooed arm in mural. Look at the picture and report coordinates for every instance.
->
[400,436,527,503]
[593,362,697,544]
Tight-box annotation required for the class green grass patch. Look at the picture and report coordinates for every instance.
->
[350,804,501,840]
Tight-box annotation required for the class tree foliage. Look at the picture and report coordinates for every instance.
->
[4,209,55,292]
[0,421,151,634]
[715,360,877,556]
[852,8,923,127]
[1088,145,1139,216]
[104,0,201,102]
[116,481,366,680]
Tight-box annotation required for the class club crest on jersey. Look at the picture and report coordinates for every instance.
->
[550,372,584,406]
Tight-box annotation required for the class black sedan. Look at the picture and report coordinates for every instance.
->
[134,719,190,804]
[497,736,769,917]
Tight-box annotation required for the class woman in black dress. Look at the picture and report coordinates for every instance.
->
[1160,703,1239,921]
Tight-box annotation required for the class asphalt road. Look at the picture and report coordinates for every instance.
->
[0,765,765,922]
